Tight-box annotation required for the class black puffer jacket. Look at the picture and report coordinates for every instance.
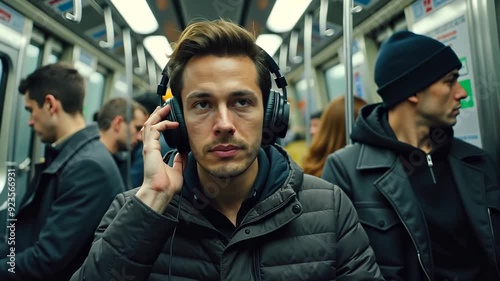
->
[71,145,384,281]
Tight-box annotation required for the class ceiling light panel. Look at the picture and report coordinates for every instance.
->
[267,0,312,33]
[110,0,159,34]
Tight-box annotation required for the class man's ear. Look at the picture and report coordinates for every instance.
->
[112,115,124,132]
[407,94,419,104]
[44,94,58,113]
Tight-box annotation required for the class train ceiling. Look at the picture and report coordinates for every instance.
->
[27,0,390,73]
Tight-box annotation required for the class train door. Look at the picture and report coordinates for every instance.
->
[0,2,30,237]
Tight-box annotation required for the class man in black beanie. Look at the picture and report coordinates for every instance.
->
[322,30,500,281]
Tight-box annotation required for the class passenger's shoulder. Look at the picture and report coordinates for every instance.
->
[297,174,347,206]
[77,139,115,162]
[326,142,362,160]
[451,138,489,159]
[300,174,345,198]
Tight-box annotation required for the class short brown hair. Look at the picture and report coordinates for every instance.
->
[167,19,271,105]
[18,63,85,114]
[97,97,148,130]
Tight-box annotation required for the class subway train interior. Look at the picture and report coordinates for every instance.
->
[0,0,500,214]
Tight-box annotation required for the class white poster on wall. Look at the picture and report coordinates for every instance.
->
[408,0,482,148]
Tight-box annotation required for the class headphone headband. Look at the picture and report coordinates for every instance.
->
[157,47,287,102]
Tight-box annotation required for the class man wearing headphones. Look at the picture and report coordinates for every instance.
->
[71,19,383,281]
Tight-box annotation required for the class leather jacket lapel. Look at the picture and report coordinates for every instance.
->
[374,159,434,280]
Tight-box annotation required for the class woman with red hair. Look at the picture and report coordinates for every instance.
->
[302,95,367,177]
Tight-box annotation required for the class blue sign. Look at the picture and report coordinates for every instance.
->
[0,2,25,33]
[354,0,371,6]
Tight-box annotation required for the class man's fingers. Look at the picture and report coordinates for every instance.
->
[151,120,179,132]
[144,104,172,127]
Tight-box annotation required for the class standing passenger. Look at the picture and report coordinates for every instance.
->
[309,110,323,140]
[0,63,125,281]
[71,19,383,281]
[302,96,366,177]
[130,92,173,188]
[303,95,367,177]
[97,97,148,189]
[322,31,500,281]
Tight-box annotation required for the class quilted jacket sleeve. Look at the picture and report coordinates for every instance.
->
[333,186,385,281]
[70,191,179,281]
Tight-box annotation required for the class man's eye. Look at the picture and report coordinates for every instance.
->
[234,99,250,107]
[194,101,209,109]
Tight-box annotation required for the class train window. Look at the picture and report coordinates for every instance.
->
[324,64,346,101]
[111,74,129,97]
[13,44,43,197]
[15,44,42,159]
[83,71,105,124]
[295,79,320,115]
[46,53,60,64]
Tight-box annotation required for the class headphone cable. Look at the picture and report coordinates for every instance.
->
[168,152,184,281]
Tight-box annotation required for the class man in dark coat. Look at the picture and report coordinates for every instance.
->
[97,97,148,189]
[71,19,384,281]
[322,31,500,281]
[130,92,174,188]
[0,63,125,280]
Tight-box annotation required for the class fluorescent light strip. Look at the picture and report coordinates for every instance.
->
[267,0,312,33]
[144,36,173,68]
[256,34,283,57]
[110,0,158,34]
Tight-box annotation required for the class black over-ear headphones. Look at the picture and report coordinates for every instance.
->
[156,47,289,153]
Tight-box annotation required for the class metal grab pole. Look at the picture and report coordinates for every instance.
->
[123,28,134,190]
[304,13,313,146]
[343,0,354,145]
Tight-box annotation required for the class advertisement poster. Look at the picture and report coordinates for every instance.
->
[410,0,482,148]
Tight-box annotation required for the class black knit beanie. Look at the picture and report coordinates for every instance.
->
[374,31,462,108]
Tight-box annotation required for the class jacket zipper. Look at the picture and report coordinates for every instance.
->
[253,249,262,281]
[385,199,432,281]
[487,208,500,279]
[426,154,436,184]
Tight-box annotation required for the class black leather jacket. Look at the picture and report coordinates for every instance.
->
[322,140,500,281]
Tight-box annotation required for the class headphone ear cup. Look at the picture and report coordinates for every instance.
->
[262,91,276,145]
[162,97,190,153]
[261,90,289,145]
[275,92,289,138]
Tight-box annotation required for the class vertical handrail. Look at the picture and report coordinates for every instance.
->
[304,13,313,146]
[288,30,299,62]
[147,57,158,92]
[279,44,288,73]
[135,44,147,75]
[99,6,115,49]
[64,0,82,23]
[343,0,354,145]
[122,28,134,190]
